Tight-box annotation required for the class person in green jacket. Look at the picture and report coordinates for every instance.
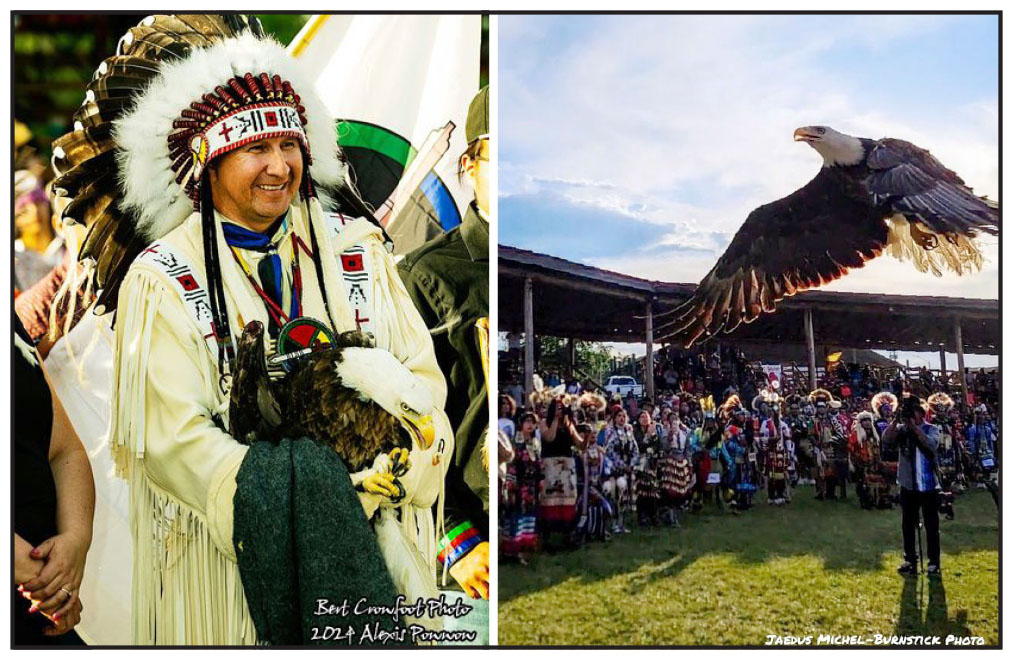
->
[398,86,490,606]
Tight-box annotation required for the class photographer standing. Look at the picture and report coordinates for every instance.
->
[883,396,942,577]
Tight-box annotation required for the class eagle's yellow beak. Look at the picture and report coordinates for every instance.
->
[402,412,435,449]
[793,127,819,142]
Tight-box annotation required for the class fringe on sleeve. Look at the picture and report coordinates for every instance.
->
[110,266,257,644]
[129,473,256,645]
[109,268,164,478]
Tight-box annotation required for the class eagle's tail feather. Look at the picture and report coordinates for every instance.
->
[885,215,983,277]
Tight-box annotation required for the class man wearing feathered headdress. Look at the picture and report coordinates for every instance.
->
[808,388,836,499]
[579,391,608,430]
[871,390,901,497]
[50,15,457,644]
[871,391,899,439]
[690,395,724,511]
[926,393,961,490]
[720,393,755,509]
[829,398,854,500]
[759,390,792,505]
[848,411,880,509]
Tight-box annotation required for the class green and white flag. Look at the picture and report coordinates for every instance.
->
[289,15,482,254]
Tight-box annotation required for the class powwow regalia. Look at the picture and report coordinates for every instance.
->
[720,393,755,508]
[870,391,896,429]
[849,411,884,509]
[758,390,792,505]
[808,388,839,499]
[690,395,724,510]
[603,411,638,531]
[501,429,542,558]
[784,393,814,485]
[579,390,608,426]
[659,410,695,511]
[871,391,900,502]
[926,392,961,489]
[50,15,454,644]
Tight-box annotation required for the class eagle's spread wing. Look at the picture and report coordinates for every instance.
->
[659,169,889,347]
[866,138,998,236]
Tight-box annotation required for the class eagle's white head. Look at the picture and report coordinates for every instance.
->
[793,125,865,167]
[335,347,437,448]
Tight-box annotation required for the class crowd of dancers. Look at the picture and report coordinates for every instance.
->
[498,373,999,562]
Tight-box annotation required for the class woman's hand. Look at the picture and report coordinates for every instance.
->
[20,531,89,615]
[14,534,43,585]
[43,596,83,636]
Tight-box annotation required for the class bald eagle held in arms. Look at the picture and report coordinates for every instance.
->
[229,321,436,501]
[659,126,998,348]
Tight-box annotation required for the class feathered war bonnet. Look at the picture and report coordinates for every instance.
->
[700,395,717,420]
[719,393,745,423]
[51,15,362,372]
[808,388,840,410]
[870,391,898,420]
[579,391,608,415]
[926,392,955,421]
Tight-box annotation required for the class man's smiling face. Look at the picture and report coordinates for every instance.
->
[210,136,304,231]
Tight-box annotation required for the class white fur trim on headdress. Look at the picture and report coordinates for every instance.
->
[115,32,347,242]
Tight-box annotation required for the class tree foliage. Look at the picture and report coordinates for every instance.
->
[535,336,613,385]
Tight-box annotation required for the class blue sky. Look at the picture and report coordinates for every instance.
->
[498,14,999,308]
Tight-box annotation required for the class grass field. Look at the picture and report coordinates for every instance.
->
[498,487,999,646]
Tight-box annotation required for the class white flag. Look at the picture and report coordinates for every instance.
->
[289,15,482,254]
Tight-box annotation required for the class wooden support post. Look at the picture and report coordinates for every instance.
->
[805,308,817,391]
[954,317,968,406]
[645,300,655,401]
[566,337,575,379]
[939,349,947,381]
[524,276,535,396]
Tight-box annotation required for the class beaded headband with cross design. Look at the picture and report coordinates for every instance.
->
[168,72,312,206]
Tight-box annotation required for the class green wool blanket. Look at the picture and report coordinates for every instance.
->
[234,437,409,646]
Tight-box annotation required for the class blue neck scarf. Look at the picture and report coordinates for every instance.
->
[221,215,298,335]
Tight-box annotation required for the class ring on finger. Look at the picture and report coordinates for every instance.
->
[60,587,74,599]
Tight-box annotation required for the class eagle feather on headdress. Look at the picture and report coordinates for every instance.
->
[871,391,899,420]
[579,391,608,414]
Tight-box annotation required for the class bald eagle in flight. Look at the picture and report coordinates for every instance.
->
[660,126,998,347]
[229,321,435,502]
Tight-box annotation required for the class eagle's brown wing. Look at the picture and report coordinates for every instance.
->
[866,137,998,236]
[283,344,402,472]
[658,168,889,348]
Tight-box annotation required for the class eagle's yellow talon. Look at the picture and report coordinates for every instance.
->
[362,473,398,497]
[389,448,411,477]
